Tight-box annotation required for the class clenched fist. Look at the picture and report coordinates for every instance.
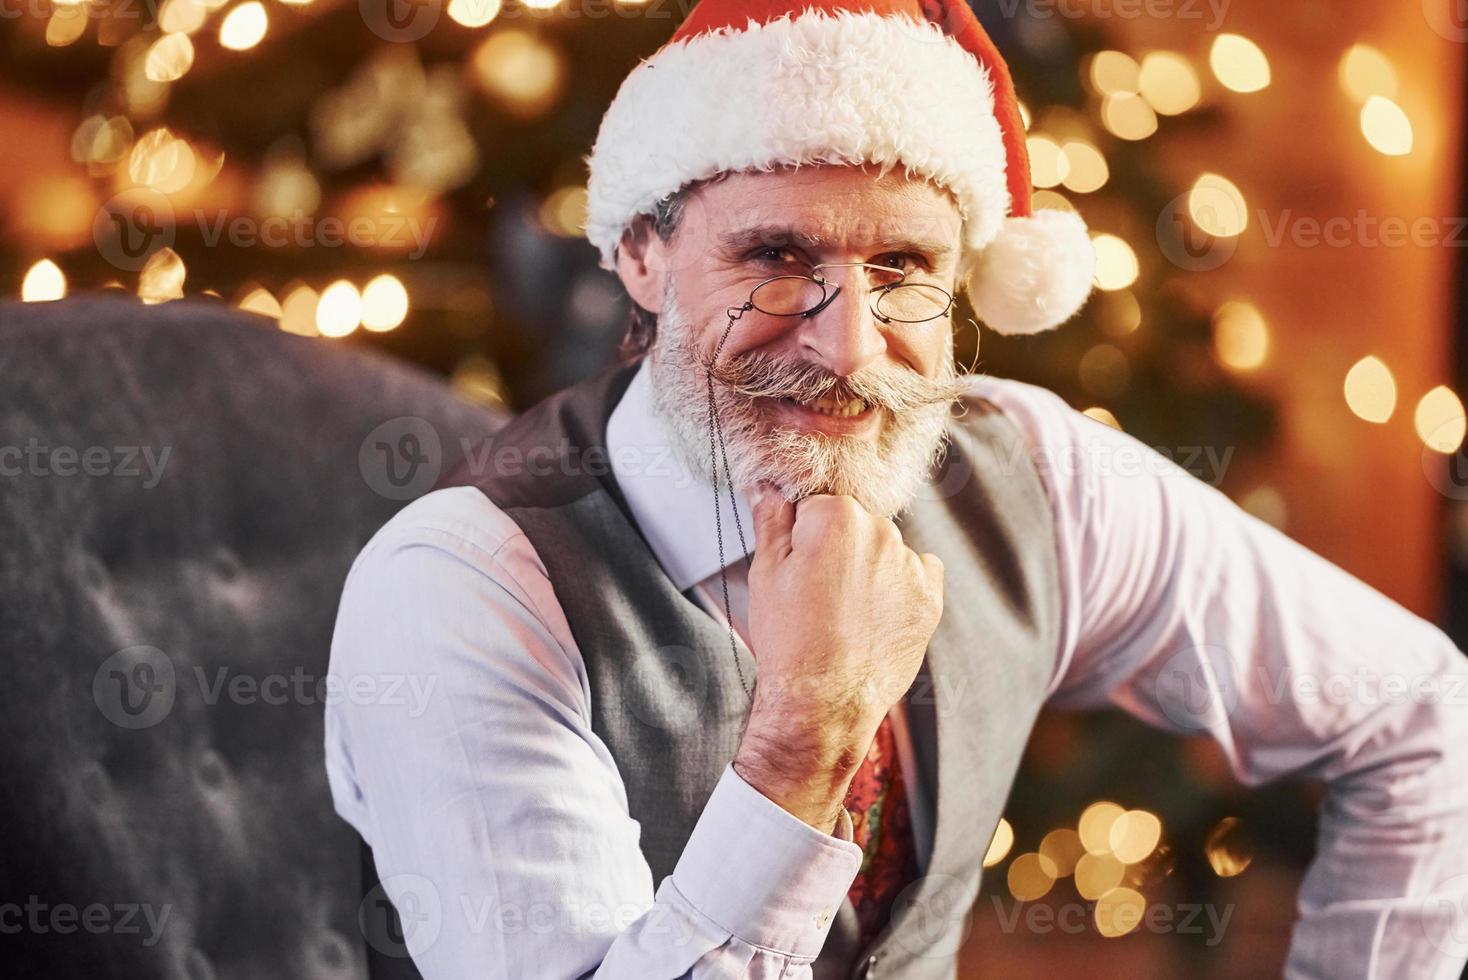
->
[732,484,945,832]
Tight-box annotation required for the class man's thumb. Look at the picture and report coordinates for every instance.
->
[749,483,794,562]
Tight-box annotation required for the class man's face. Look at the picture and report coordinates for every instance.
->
[629,164,968,517]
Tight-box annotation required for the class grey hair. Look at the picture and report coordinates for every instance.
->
[617,186,693,360]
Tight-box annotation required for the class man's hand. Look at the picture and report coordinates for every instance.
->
[732,484,945,832]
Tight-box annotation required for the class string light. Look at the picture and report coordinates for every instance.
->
[21,260,67,302]
[1039,828,1086,877]
[1083,407,1122,430]
[1091,235,1139,291]
[361,274,410,331]
[448,0,503,28]
[1338,44,1398,102]
[1210,34,1271,93]
[1077,801,1124,854]
[1188,173,1249,238]
[280,284,321,336]
[144,33,196,83]
[138,248,187,304]
[1415,386,1467,454]
[1089,51,1140,96]
[1026,136,1069,189]
[316,280,363,337]
[1107,810,1162,864]
[1100,93,1158,141]
[1204,817,1253,877]
[1060,140,1108,193]
[1213,300,1270,371]
[219,2,268,51]
[1007,852,1058,902]
[237,286,282,320]
[1344,355,1397,423]
[983,818,1015,868]
[1138,51,1201,115]
[1360,96,1413,156]
[1094,887,1147,938]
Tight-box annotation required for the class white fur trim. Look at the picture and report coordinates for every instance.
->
[965,209,1096,335]
[584,10,1010,272]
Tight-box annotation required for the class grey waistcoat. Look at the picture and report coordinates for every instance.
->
[443,362,1060,979]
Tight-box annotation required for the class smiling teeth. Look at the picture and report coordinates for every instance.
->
[801,395,868,418]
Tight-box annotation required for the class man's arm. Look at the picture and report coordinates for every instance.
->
[974,376,1468,979]
[324,487,863,979]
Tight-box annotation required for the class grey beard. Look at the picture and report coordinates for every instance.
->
[647,279,961,519]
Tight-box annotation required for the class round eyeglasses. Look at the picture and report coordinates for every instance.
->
[726,261,955,325]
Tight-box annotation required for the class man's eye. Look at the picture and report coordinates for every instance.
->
[751,247,798,264]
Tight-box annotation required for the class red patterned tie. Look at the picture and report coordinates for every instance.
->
[844,712,921,950]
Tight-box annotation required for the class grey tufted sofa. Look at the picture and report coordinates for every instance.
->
[0,296,502,979]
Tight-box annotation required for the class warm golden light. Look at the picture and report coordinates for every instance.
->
[1338,44,1398,102]
[1097,290,1141,338]
[1360,96,1413,156]
[159,0,209,33]
[145,33,196,83]
[1091,235,1139,291]
[983,818,1015,868]
[1100,93,1158,141]
[1026,136,1069,189]
[46,6,89,46]
[128,128,197,195]
[361,274,410,332]
[1039,828,1086,877]
[1074,852,1126,900]
[280,284,321,337]
[219,1,268,51]
[1079,344,1129,399]
[1083,406,1122,430]
[1089,50,1140,95]
[1060,140,1108,193]
[1007,852,1058,902]
[472,29,565,119]
[1204,817,1253,878]
[317,280,363,338]
[1078,801,1124,855]
[1415,386,1467,454]
[138,248,187,304]
[539,185,590,238]
[21,260,67,303]
[1210,34,1270,93]
[237,286,282,320]
[1138,51,1201,116]
[1094,887,1147,938]
[1108,810,1162,864]
[1213,300,1269,371]
[1344,355,1397,423]
[1188,173,1249,238]
[447,0,502,27]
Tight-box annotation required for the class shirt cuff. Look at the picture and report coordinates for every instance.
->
[669,762,863,959]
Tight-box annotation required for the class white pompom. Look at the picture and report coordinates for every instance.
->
[964,209,1097,335]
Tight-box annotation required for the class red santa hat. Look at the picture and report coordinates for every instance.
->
[583,0,1097,335]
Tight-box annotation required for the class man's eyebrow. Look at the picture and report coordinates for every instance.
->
[716,226,956,260]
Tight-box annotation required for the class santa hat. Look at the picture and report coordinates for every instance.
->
[583,0,1096,335]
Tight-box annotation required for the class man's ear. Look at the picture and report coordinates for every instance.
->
[615,216,667,315]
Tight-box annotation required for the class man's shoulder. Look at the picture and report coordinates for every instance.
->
[346,485,531,585]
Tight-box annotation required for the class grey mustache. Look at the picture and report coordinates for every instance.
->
[705,351,964,415]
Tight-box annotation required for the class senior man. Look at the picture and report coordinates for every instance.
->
[325,1,1468,978]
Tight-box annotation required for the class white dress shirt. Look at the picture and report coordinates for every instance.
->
[325,361,1468,979]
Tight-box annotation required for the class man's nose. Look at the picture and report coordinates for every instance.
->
[794,272,887,378]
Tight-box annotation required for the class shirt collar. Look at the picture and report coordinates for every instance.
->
[606,359,754,592]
